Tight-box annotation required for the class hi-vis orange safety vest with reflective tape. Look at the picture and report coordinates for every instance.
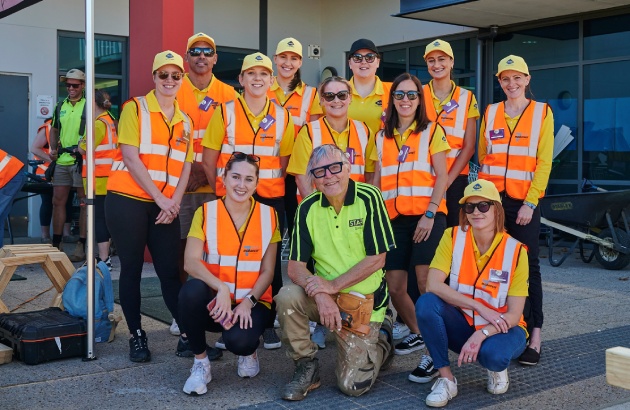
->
[107,97,192,200]
[478,101,548,200]
[177,76,235,163]
[0,149,24,188]
[268,84,316,132]
[216,99,288,198]
[423,84,473,175]
[82,114,118,178]
[376,123,447,219]
[35,120,52,176]
[201,199,276,304]
[449,227,527,330]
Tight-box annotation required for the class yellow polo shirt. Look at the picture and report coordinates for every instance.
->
[427,80,480,119]
[347,76,391,135]
[269,80,323,116]
[79,113,109,195]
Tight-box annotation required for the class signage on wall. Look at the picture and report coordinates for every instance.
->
[36,95,54,119]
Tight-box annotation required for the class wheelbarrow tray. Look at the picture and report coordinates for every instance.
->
[539,189,630,228]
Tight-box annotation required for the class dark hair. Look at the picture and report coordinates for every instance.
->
[318,76,351,97]
[288,68,302,92]
[224,154,260,179]
[383,73,430,139]
[95,89,112,110]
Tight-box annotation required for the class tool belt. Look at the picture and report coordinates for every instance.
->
[336,292,373,336]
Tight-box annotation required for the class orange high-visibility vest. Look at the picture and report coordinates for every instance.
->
[82,114,118,178]
[201,199,277,304]
[478,101,548,200]
[216,99,288,198]
[34,120,52,176]
[0,149,24,188]
[423,84,473,175]
[267,83,316,132]
[449,227,527,330]
[376,123,447,219]
[107,96,192,200]
[177,76,236,163]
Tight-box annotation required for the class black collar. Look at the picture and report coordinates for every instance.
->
[320,179,356,207]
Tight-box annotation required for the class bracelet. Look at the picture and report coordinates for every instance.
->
[430,201,439,207]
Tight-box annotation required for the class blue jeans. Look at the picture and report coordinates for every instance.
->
[0,172,26,248]
[417,292,526,372]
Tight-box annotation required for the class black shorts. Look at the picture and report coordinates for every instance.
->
[385,213,446,270]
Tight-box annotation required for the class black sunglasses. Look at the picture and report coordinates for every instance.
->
[66,83,82,89]
[229,151,260,163]
[156,71,183,81]
[188,47,215,57]
[351,53,378,63]
[463,201,494,214]
[310,162,344,179]
[392,90,419,101]
[321,91,350,102]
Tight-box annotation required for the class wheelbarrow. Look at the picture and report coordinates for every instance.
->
[539,189,630,270]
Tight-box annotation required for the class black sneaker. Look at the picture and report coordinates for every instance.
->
[394,333,425,355]
[408,354,438,383]
[518,346,540,366]
[176,337,223,361]
[129,329,151,362]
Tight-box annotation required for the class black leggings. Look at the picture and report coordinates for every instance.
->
[105,193,182,333]
[94,195,110,243]
[179,279,271,356]
[445,174,469,228]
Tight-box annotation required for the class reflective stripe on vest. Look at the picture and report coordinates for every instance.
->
[479,101,545,199]
[202,200,276,304]
[0,150,24,187]
[449,227,524,330]
[310,118,368,181]
[376,123,447,219]
[271,85,316,129]
[82,115,118,178]
[35,121,52,175]
[216,99,287,198]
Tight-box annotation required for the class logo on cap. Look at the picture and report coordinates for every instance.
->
[287,41,294,47]
[256,55,263,60]
[166,53,174,58]
[473,183,483,190]
[197,34,203,37]
[434,41,440,46]
[506,59,514,65]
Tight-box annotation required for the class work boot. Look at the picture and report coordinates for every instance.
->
[282,358,321,401]
[68,242,86,262]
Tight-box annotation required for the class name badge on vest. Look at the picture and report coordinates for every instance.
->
[199,96,215,111]
[489,128,505,140]
[443,99,459,114]
[397,145,410,163]
[260,114,276,131]
[489,269,509,283]
[346,147,356,164]
[381,111,386,125]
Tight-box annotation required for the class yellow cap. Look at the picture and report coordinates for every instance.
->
[152,50,184,73]
[496,55,529,77]
[424,39,454,59]
[186,32,216,51]
[241,52,273,74]
[459,179,502,204]
[275,37,302,57]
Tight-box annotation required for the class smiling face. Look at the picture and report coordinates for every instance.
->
[393,79,420,123]
[348,48,380,80]
[153,64,183,98]
[498,69,530,101]
[239,66,272,98]
[274,51,302,80]
[223,160,258,204]
[425,50,454,81]
[185,41,217,76]
[465,195,496,233]
[321,80,351,120]
[66,80,85,100]
[311,152,350,202]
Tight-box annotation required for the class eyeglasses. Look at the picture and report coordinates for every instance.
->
[188,47,215,57]
[351,53,378,63]
[66,83,82,89]
[229,151,260,163]
[310,162,344,179]
[463,201,494,214]
[321,91,350,102]
[156,71,183,81]
[392,90,419,101]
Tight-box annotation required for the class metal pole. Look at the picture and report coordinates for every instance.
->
[84,0,96,360]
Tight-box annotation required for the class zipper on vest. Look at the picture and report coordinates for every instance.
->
[250,102,273,155]
[162,117,174,194]
[502,100,530,197]
[471,239,502,326]
[226,199,256,303]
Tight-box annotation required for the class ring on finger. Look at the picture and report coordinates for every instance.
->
[496,319,500,323]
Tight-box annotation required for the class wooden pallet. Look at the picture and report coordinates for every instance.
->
[607,347,630,390]
[0,244,74,313]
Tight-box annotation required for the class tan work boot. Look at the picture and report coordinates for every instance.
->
[282,358,321,401]
[68,242,85,262]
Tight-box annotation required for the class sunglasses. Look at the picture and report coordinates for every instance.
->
[66,83,82,89]
[351,53,378,63]
[392,90,419,101]
[463,201,494,214]
[321,91,350,102]
[229,151,260,163]
[310,162,344,179]
[188,47,215,57]
[156,71,183,81]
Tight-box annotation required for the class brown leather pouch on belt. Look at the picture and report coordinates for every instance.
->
[336,292,374,335]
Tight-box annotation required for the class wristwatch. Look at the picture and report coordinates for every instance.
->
[523,201,537,210]
[425,210,435,219]
[246,294,258,307]
[481,328,490,338]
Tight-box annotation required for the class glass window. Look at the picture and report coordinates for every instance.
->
[584,14,630,60]
[409,38,477,87]
[213,47,257,91]
[377,49,407,82]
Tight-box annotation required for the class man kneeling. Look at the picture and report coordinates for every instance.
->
[276,144,396,401]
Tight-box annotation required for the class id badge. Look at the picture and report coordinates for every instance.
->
[199,96,215,111]
[397,145,410,163]
[260,114,276,131]
[346,147,356,164]
[489,128,505,140]
[381,111,386,124]
[489,269,509,283]
[443,99,459,113]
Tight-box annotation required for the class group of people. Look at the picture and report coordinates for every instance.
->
[29,32,552,408]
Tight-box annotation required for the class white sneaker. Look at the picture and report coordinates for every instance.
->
[311,324,327,349]
[309,321,317,335]
[274,315,280,329]
[393,322,410,340]
[487,369,509,394]
[426,377,458,407]
[215,335,226,350]
[170,319,181,336]
[238,352,260,378]
[183,361,212,395]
